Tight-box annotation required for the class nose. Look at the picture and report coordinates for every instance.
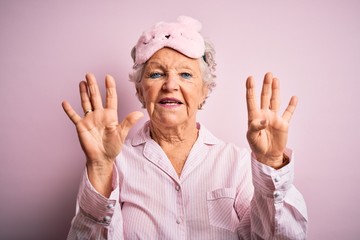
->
[162,73,179,91]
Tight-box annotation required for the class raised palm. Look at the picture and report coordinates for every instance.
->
[246,72,297,168]
[62,74,143,166]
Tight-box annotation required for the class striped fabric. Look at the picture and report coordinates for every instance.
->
[67,122,308,239]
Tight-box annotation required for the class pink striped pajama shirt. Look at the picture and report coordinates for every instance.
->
[67,122,308,239]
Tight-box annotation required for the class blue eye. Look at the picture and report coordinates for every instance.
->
[149,72,163,79]
[181,72,192,79]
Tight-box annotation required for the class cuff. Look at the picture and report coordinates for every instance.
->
[251,148,295,203]
[77,164,120,225]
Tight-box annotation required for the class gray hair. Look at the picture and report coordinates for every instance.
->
[129,40,217,108]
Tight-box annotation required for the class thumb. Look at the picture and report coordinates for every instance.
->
[246,120,268,146]
[248,119,268,134]
[118,111,144,137]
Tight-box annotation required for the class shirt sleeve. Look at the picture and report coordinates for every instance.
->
[67,165,124,240]
[238,149,308,240]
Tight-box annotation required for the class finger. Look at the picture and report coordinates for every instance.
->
[260,72,273,109]
[282,96,298,122]
[118,111,144,138]
[246,119,268,144]
[62,101,82,125]
[270,77,280,112]
[248,119,268,133]
[80,81,93,114]
[105,75,117,110]
[85,73,103,110]
[246,76,258,117]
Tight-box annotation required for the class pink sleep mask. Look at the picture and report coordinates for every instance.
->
[132,16,205,68]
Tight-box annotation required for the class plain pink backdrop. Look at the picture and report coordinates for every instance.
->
[1,0,359,239]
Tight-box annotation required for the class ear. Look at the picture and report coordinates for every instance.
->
[136,86,146,108]
[202,85,209,101]
[198,86,209,109]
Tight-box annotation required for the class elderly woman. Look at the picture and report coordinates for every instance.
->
[63,16,308,239]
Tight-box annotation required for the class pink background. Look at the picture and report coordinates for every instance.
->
[1,0,359,239]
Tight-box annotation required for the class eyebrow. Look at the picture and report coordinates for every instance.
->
[145,62,163,69]
[146,61,196,71]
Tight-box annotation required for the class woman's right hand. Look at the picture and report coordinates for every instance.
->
[62,73,143,196]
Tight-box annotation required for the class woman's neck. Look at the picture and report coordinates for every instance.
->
[149,121,199,146]
[149,121,199,176]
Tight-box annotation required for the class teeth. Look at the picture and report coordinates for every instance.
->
[160,100,181,104]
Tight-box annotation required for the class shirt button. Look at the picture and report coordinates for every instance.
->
[175,185,180,191]
[274,191,281,199]
[106,204,115,209]
[176,218,181,224]
[103,216,111,222]
[274,175,281,182]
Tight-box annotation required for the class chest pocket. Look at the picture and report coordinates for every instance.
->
[207,188,239,232]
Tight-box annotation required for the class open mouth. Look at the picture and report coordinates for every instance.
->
[159,98,183,105]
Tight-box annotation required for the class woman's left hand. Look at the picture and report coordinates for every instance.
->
[246,72,298,169]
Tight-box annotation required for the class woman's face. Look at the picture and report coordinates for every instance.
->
[138,47,208,128]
